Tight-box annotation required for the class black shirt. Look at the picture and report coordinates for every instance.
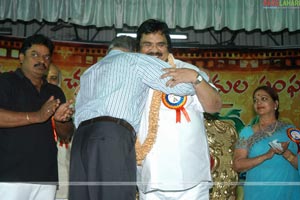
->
[0,68,66,183]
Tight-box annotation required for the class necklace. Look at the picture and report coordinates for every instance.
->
[135,53,177,165]
[259,121,278,136]
[135,90,161,165]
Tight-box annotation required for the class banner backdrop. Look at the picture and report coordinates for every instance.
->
[0,36,299,130]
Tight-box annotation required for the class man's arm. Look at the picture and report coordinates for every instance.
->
[0,97,75,140]
[161,67,222,113]
[53,120,74,141]
[192,75,222,113]
[0,96,60,128]
[53,100,75,140]
[136,53,196,96]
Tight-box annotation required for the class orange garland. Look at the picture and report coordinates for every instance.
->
[135,54,176,165]
[135,90,162,165]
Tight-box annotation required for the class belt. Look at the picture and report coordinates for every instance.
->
[79,116,135,134]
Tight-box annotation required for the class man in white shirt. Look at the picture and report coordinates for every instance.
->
[136,19,222,200]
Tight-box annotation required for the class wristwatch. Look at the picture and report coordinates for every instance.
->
[194,74,203,85]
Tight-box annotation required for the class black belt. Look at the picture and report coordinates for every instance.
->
[79,116,135,134]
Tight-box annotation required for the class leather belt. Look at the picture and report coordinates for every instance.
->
[79,116,135,134]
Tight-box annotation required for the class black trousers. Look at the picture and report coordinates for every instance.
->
[69,120,136,200]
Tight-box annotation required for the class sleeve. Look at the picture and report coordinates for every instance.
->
[48,84,66,103]
[57,88,66,103]
[135,53,195,96]
[235,126,252,150]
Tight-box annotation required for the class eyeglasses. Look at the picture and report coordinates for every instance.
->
[29,51,51,62]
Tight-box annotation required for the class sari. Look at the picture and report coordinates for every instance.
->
[236,121,300,200]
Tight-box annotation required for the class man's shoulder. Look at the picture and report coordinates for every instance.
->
[0,70,19,83]
[0,70,17,77]
[174,59,197,69]
[174,58,210,80]
[46,82,63,92]
[46,83,66,101]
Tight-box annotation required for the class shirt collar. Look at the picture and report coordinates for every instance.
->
[15,68,48,87]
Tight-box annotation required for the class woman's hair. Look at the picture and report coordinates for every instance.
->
[136,19,172,52]
[253,85,280,119]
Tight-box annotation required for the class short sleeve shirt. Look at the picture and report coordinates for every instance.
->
[0,68,66,183]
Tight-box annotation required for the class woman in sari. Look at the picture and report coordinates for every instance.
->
[233,85,300,200]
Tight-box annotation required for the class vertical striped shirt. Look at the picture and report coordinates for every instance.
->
[74,50,195,130]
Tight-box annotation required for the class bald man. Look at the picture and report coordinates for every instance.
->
[47,63,62,86]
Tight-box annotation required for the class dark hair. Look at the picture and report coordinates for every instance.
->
[108,36,136,53]
[253,85,280,119]
[136,19,172,52]
[20,34,54,55]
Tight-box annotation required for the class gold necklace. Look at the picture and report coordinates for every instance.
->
[259,121,278,136]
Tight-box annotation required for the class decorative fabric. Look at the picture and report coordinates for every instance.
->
[235,120,287,151]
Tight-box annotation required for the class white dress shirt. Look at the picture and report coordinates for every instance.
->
[137,59,212,192]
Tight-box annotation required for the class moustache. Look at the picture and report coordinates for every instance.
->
[34,63,46,69]
[147,52,163,57]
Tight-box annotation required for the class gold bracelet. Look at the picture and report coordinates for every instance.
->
[26,113,30,121]
[257,156,263,163]
[286,154,294,162]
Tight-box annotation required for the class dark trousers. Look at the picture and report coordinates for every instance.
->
[69,120,136,200]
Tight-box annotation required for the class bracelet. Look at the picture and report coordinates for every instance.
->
[257,156,263,163]
[26,113,30,121]
[286,153,294,162]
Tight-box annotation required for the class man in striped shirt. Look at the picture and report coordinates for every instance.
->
[69,36,197,200]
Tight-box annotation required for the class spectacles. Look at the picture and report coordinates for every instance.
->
[29,51,51,62]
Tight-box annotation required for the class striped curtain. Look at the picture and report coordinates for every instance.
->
[0,0,299,32]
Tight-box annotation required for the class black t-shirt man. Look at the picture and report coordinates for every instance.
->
[0,68,66,183]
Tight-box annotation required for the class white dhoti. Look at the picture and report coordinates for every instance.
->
[0,182,57,200]
[139,182,210,200]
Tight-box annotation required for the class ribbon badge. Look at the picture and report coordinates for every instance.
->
[287,127,300,153]
[162,94,190,123]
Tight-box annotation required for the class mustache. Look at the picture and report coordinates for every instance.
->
[147,52,163,57]
[34,63,46,69]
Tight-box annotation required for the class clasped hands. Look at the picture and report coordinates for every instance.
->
[40,96,74,122]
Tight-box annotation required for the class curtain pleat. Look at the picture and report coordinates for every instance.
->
[0,0,299,32]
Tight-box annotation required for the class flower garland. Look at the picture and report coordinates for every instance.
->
[135,90,162,165]
[135,54,176,166]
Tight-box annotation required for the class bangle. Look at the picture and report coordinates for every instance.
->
[257,156,263,163]
[286,153,294,162]
[26,113,30,121]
